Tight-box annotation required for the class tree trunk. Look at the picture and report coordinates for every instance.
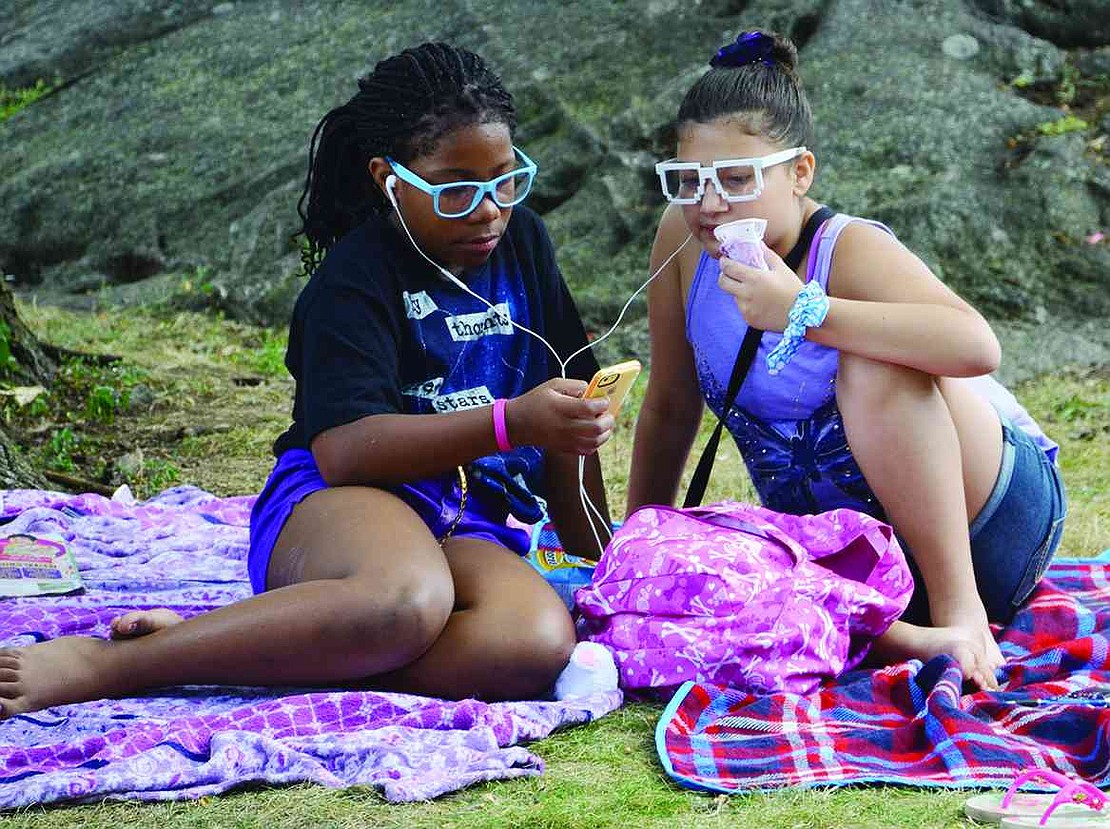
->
[0,281,53,489]
[0,422,46,489]
[1,280,57,386]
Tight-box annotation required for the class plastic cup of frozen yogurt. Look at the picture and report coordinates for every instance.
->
[714,218,768,270]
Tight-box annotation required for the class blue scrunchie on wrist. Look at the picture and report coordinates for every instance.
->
[766,281,830,376]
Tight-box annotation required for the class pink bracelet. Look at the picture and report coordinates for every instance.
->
[492,398,513,452]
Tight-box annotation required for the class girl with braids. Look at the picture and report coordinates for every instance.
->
[0,42,613,715]
[627,30,1065,690]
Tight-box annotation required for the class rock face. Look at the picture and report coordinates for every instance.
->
[1,0,1108,380]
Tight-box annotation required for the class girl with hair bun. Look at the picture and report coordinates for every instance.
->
[1,42,612,715]
[627,30,1066,689]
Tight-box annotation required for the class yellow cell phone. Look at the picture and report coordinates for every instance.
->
[583,359,642,417]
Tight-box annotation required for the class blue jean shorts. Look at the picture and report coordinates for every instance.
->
[247,448,531,595]
[900,417,1068,625]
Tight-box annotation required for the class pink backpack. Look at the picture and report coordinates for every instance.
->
[574,502,913,696]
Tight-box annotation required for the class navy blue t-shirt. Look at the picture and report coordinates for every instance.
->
[273,206,599,523]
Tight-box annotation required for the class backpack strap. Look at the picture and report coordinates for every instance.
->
[682,205,837,508]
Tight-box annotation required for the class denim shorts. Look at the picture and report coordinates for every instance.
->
[900,417,1068,625]
[247,448,531,595]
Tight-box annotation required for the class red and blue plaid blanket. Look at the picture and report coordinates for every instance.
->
[657,556,1110,793]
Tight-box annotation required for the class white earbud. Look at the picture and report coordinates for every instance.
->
[384,173,468,290]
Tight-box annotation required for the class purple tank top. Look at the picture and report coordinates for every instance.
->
[686,213,1058,516]
[687,213,875,422]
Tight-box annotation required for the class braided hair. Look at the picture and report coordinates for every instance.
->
[296,42,516,274]
[677,30,813,150]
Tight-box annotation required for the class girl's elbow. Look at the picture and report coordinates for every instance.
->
[980,342,1002,376]
[973,329,1002,375]
[950,314,1001,377]
[313,453,349,487]
[311,432,353,486]
[954,332,1001,377]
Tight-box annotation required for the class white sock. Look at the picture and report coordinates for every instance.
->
[554,641,618,699]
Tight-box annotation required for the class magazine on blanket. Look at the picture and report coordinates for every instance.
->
[0,534,84,597]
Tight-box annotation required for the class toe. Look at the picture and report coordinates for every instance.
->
[110,609,183,639]
[110,611,161,639]
[0,696,24,720]
[109,614,140,639]
[0,672,25,716]
[971,652,999,690]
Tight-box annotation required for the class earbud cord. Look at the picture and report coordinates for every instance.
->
[389,188,690,557]
[565,234,690,543]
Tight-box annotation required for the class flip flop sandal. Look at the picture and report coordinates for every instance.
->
[965,769,1108,825]
[1002,816,1110,829]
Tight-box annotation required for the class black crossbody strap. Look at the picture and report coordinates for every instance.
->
[682,206,836,508]
[785,205,836,271]
[682,325,761,508]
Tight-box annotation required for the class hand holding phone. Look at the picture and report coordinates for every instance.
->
[583,359,642,417]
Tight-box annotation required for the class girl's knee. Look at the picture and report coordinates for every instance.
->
[530,602,577,664]
[343,573,454,665]
[505,601,577,696]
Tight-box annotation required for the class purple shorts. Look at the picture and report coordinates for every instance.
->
[247,448,531,594]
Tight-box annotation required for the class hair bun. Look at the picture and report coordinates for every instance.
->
[769,32,799,73]
[710,30,798,74]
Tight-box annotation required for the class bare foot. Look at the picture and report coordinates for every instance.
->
[929,596,1006,672]
[110,609,184,639]
[873,621,1002,691]
[0,637,125,718]
[959,619,1005,678]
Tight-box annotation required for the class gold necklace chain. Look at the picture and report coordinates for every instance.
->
[437,465,468,545]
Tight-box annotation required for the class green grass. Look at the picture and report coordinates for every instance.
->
[1013,365,1109,556]
[0,80,54,122]
[3,302,1109,828]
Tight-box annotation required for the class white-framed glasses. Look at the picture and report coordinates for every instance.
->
[386,146,538,218]
[655,146,806,204]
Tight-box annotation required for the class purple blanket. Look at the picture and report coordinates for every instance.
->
[0,486,620,809]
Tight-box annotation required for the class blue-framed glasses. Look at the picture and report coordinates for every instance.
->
[386,146,538,218]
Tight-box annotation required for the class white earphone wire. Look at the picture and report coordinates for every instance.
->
[390,190,690,558]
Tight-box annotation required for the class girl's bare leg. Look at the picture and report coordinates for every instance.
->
[0,486,457,717]
[104,530,575,700]
[375,536,576,701]
[836,354,1004,689]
